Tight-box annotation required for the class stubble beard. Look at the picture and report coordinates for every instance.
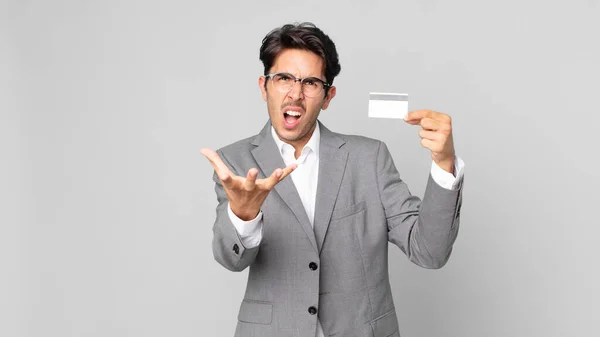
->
[267,92,322,145]
[277,119,317,143]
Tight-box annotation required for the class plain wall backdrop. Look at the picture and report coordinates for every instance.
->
[3,0,599,336]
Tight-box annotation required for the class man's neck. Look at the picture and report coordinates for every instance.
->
[273,122,319,160]
[273,121,318,159]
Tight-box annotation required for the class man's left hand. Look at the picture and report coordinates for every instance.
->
[405,109,455,175]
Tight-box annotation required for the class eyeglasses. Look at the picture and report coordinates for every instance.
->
[265,72,330,98]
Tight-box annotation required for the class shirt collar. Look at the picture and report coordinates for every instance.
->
[271,120,321,159]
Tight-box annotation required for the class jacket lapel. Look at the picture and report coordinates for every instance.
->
[251,121,318,253]
[313,123,348,255]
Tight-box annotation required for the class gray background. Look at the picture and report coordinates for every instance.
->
[2,0,599,336]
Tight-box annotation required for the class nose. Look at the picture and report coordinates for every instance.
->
[287,79,304,100]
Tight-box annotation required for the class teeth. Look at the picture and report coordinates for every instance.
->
[286,111,301,117]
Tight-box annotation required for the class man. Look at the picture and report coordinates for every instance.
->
[201,22,464,337]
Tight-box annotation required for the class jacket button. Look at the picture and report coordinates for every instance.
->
[233,244,239,255]
[309,262,318,271]
[308,306,317,315]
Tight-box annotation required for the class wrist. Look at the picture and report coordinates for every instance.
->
[435,157,455,176]
[230,205,260,221]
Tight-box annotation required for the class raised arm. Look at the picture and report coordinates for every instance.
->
[201,148,296,271]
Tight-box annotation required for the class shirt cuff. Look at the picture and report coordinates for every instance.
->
[430,155,465,190]
[227,202,263,248]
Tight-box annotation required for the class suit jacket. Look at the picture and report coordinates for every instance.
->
[210,120,463,337]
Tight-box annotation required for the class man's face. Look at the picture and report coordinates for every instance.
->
[259,49,336,149]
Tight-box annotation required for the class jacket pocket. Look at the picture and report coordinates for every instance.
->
[237,299,273,325]
[369,308,399,337]
[331,201,366,221]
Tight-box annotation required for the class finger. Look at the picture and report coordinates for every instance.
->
[259,168,283,190]
[422,118,453,134]
[258,163,297,190]
[420,117,443,131]
[418,129,443,141]
[261,164,298,190]
[243,168,259,190]
[404,118,422,125]
[421,138,444,152]
[405,109,434,123]
[200,148,232,182]
[278,163,298,182]
[421,138,435,150]
[406,110,451,123]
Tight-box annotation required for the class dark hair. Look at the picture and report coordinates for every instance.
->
[259,22,341,89]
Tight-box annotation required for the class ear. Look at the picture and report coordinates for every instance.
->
[321,86,337,110]
[258,76,267,102]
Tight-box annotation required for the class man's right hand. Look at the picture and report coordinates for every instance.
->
[200,148,297,221]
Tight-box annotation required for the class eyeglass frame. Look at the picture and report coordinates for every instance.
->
[264,72,331,97]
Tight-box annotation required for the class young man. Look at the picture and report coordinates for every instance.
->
[201,22,465,337]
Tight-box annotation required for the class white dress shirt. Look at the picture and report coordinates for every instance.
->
[227,121,465,337]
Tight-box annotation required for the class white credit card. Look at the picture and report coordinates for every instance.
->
[368,92,408,119]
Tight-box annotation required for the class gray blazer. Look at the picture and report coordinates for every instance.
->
[210,121,463,337]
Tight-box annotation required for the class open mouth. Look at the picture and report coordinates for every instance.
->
[283,110,302,129]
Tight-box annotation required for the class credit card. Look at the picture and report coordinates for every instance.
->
[368,92,408,119]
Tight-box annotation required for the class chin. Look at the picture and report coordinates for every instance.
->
[281,132,302,142]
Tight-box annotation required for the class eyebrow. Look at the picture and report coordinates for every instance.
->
[279,71,321,78]
[278,72,325,81]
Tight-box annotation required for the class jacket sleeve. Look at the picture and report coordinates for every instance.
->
[376,141,463,269]
[210,150,260,272]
